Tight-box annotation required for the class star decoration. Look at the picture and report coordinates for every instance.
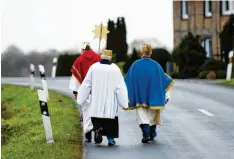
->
[92,24,110,40]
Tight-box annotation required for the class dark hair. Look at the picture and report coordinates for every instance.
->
[84,45,91,50]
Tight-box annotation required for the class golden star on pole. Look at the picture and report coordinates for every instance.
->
[92,24,110,40]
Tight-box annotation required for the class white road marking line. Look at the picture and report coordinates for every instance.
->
[198,109,214,116]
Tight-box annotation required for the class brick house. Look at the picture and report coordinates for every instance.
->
[173,0,234,59]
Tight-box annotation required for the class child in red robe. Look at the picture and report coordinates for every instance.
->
[69,42,100,142]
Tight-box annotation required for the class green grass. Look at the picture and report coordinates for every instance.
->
[217,79,234,87]
[1,84,83,159]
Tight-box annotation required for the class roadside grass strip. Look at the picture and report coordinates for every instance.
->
[217,79,234,87]
[1,84,83,159]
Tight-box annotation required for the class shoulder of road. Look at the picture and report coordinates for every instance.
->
[175,79,234,88]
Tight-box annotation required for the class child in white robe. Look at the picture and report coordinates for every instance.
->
[77,50,128,146]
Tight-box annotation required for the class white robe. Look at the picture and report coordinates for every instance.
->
[77,62,128,119]
[69,75,80,93]
[136,91,171,126]
[69,74,93,133]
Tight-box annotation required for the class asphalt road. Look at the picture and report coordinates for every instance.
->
[2,77,234,159]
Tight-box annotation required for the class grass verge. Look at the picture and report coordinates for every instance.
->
[217,79,234,87]
[1,84,83,159]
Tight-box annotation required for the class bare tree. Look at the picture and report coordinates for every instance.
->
[1,45,59,77]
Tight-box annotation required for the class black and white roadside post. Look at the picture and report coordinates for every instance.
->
[51,57,57,78]
[30,64,35,90]
[38,65,49,99]
[37,89,54,143]
[226,51,233,81]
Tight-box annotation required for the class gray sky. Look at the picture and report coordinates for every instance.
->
[0,0,173,53]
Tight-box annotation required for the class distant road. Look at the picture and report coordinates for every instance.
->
[2,77,234,159]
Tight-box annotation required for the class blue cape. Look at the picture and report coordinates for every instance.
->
[124,58,174,110]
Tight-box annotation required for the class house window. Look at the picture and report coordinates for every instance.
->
[202,37,212,57]
[181,0,188,19]
[205,0,212,17]
[221,0,234,15]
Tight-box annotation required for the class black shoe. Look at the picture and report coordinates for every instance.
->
[140,124,150,143]
[150,136,155,141]
[94,128,103,144]
[149,132,157,141]
[150,125,157,141]
[108,140,116,146]
[85,131,92,142]
[141,135,150,143]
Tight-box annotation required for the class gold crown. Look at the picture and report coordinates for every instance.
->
[141,44,152,52]
[101,49,112,56]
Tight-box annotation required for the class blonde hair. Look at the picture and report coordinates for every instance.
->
[101,55,112,61]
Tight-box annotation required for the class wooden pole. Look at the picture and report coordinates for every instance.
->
[98,23,103,53]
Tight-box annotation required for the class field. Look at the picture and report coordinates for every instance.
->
[1,84,83,159]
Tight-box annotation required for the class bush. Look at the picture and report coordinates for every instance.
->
[170,72,189,79]
[216,69,234,79]
[207,71,216,80]
[200,58,226,71]
[172,32,207,78]
[198,58,234,79]
[220,14,234,65]
[199,70,226,79]
[198,70,232,79]
[123,48,140,74]
[151,48,171,72]
[198,58,227,79]
[215,70,226,79]
[198,71,209,79]
[56,53,80,76]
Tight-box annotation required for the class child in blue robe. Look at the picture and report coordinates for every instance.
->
[124,44,174,143]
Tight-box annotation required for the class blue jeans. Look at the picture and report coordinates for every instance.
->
[107,137,114,143]
[140,124,150,137]
[140,124,157,137]
[150,125,157,138]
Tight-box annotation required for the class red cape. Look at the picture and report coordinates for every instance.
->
[71,50,100,84]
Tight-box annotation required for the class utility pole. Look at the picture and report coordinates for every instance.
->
[93,23,109,53]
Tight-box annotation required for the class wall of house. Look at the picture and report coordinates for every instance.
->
[173,1,230,60]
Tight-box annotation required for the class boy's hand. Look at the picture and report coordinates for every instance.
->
[80,114,83,122]
[73,91,78,99]
[165,99,169,104]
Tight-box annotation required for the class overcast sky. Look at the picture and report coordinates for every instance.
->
[0,0,173,53]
